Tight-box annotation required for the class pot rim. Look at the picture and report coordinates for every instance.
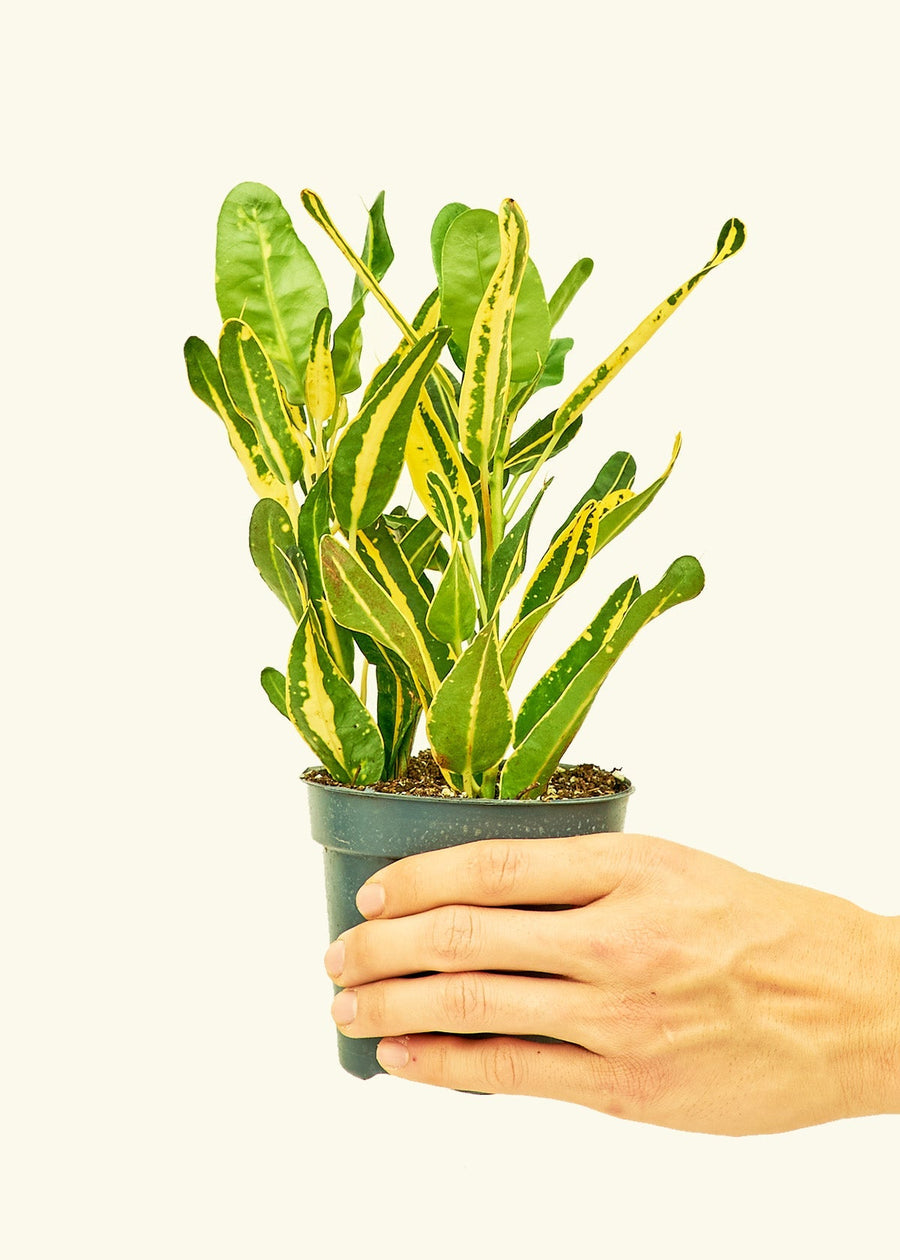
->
[301,765,634,806]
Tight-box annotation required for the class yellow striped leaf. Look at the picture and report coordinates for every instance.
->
[184,336,285,503]
[500,558,704,799]
[426,624,512,788]
[425,545,477,653]
[319,535,439,700]
[406,386,478,540]
[355,519,453,682]
[305,307,336,426]
[329,326,450,538]
[286,611,383,784]
[458,199,530,468]
[551,219,746,436]
[218,319,307,486]
[248,498,306,622]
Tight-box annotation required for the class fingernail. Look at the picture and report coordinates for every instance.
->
[356,883,385,918]
[331,989,357,1026]
[324,939,345,979]
[376,1038,409,1070]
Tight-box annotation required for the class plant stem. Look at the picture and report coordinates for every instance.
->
[460,534,489,627]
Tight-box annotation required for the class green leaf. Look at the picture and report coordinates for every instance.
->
[184,336,285,501]
[426,625,513,786]
[260,666,289,719]
[425,546,477,650]
[439,206,551,383]
[329,326,451,537]
[534,336,575,391]
[294,475,355,680]
[218,319,309,486]
[352,189,395,305]
[548,258,593,328]
[248,498,305,621]
[500,557,704,798]
[485,484,549,617]
[331,191,396,395]
[431,201,469,277]
[286,612,384,784]
[320,535,439,700]
[215,182,328,404]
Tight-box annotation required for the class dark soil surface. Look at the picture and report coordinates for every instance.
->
[303,749,631,800]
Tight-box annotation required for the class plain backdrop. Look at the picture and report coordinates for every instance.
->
[3,1,898,1256]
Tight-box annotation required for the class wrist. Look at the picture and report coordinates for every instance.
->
[875,914,900,1115]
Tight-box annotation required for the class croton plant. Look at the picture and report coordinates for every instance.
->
[185,184,744,798]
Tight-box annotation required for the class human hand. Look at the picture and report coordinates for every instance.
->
[324,833,900,1134]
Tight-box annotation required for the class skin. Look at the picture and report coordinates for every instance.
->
[324,833,900,1135]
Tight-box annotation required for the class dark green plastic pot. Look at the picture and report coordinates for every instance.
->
[306,769,634,1080]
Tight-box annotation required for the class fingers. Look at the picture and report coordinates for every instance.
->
[331,971,591,1044]
[326,904,584,988]
[355,833,640,920]
[372,1034,648,1117]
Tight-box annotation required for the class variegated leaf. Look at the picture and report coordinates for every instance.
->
[550,219,746,437]
[513,576,641,745]
[332,190,395,395]
[505,410,583,479]
[248,498,305,621]
[215,183,327,403]
[375,665,420,780]
[319,535,439,700]
[184,336,284,502]
[517,500,601,623]
[458,199,530,468]
[406,386,478,539]
[499,557,705,799]
[426,624,512,786]
[485,484,549,617]
[218,319,308,486]
[588,436,681,558]
[305,307,336,426]
[425,546,477,652]
[330,326,451,539]
[354,519,453,681]
[548,451,637,545]
[286,612,384,784]
[438,205,551,384]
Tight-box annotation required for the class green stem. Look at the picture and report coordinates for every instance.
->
[460,533,489,627]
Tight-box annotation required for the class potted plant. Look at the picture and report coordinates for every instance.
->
[185,183,745,1078]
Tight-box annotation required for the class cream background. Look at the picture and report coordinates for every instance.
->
[4,1,898,1256]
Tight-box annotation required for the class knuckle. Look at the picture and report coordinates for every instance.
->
[591,1054,667,1116]
[442,972,491,1027]
[431,904,480,965]
[475,841,526,899]
[480,1040,525,1093]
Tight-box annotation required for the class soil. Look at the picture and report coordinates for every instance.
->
[303,749,631,800]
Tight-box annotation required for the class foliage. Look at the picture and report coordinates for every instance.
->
[186,183,745,797]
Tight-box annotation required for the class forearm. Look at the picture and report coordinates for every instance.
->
[859,913,900,1116]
